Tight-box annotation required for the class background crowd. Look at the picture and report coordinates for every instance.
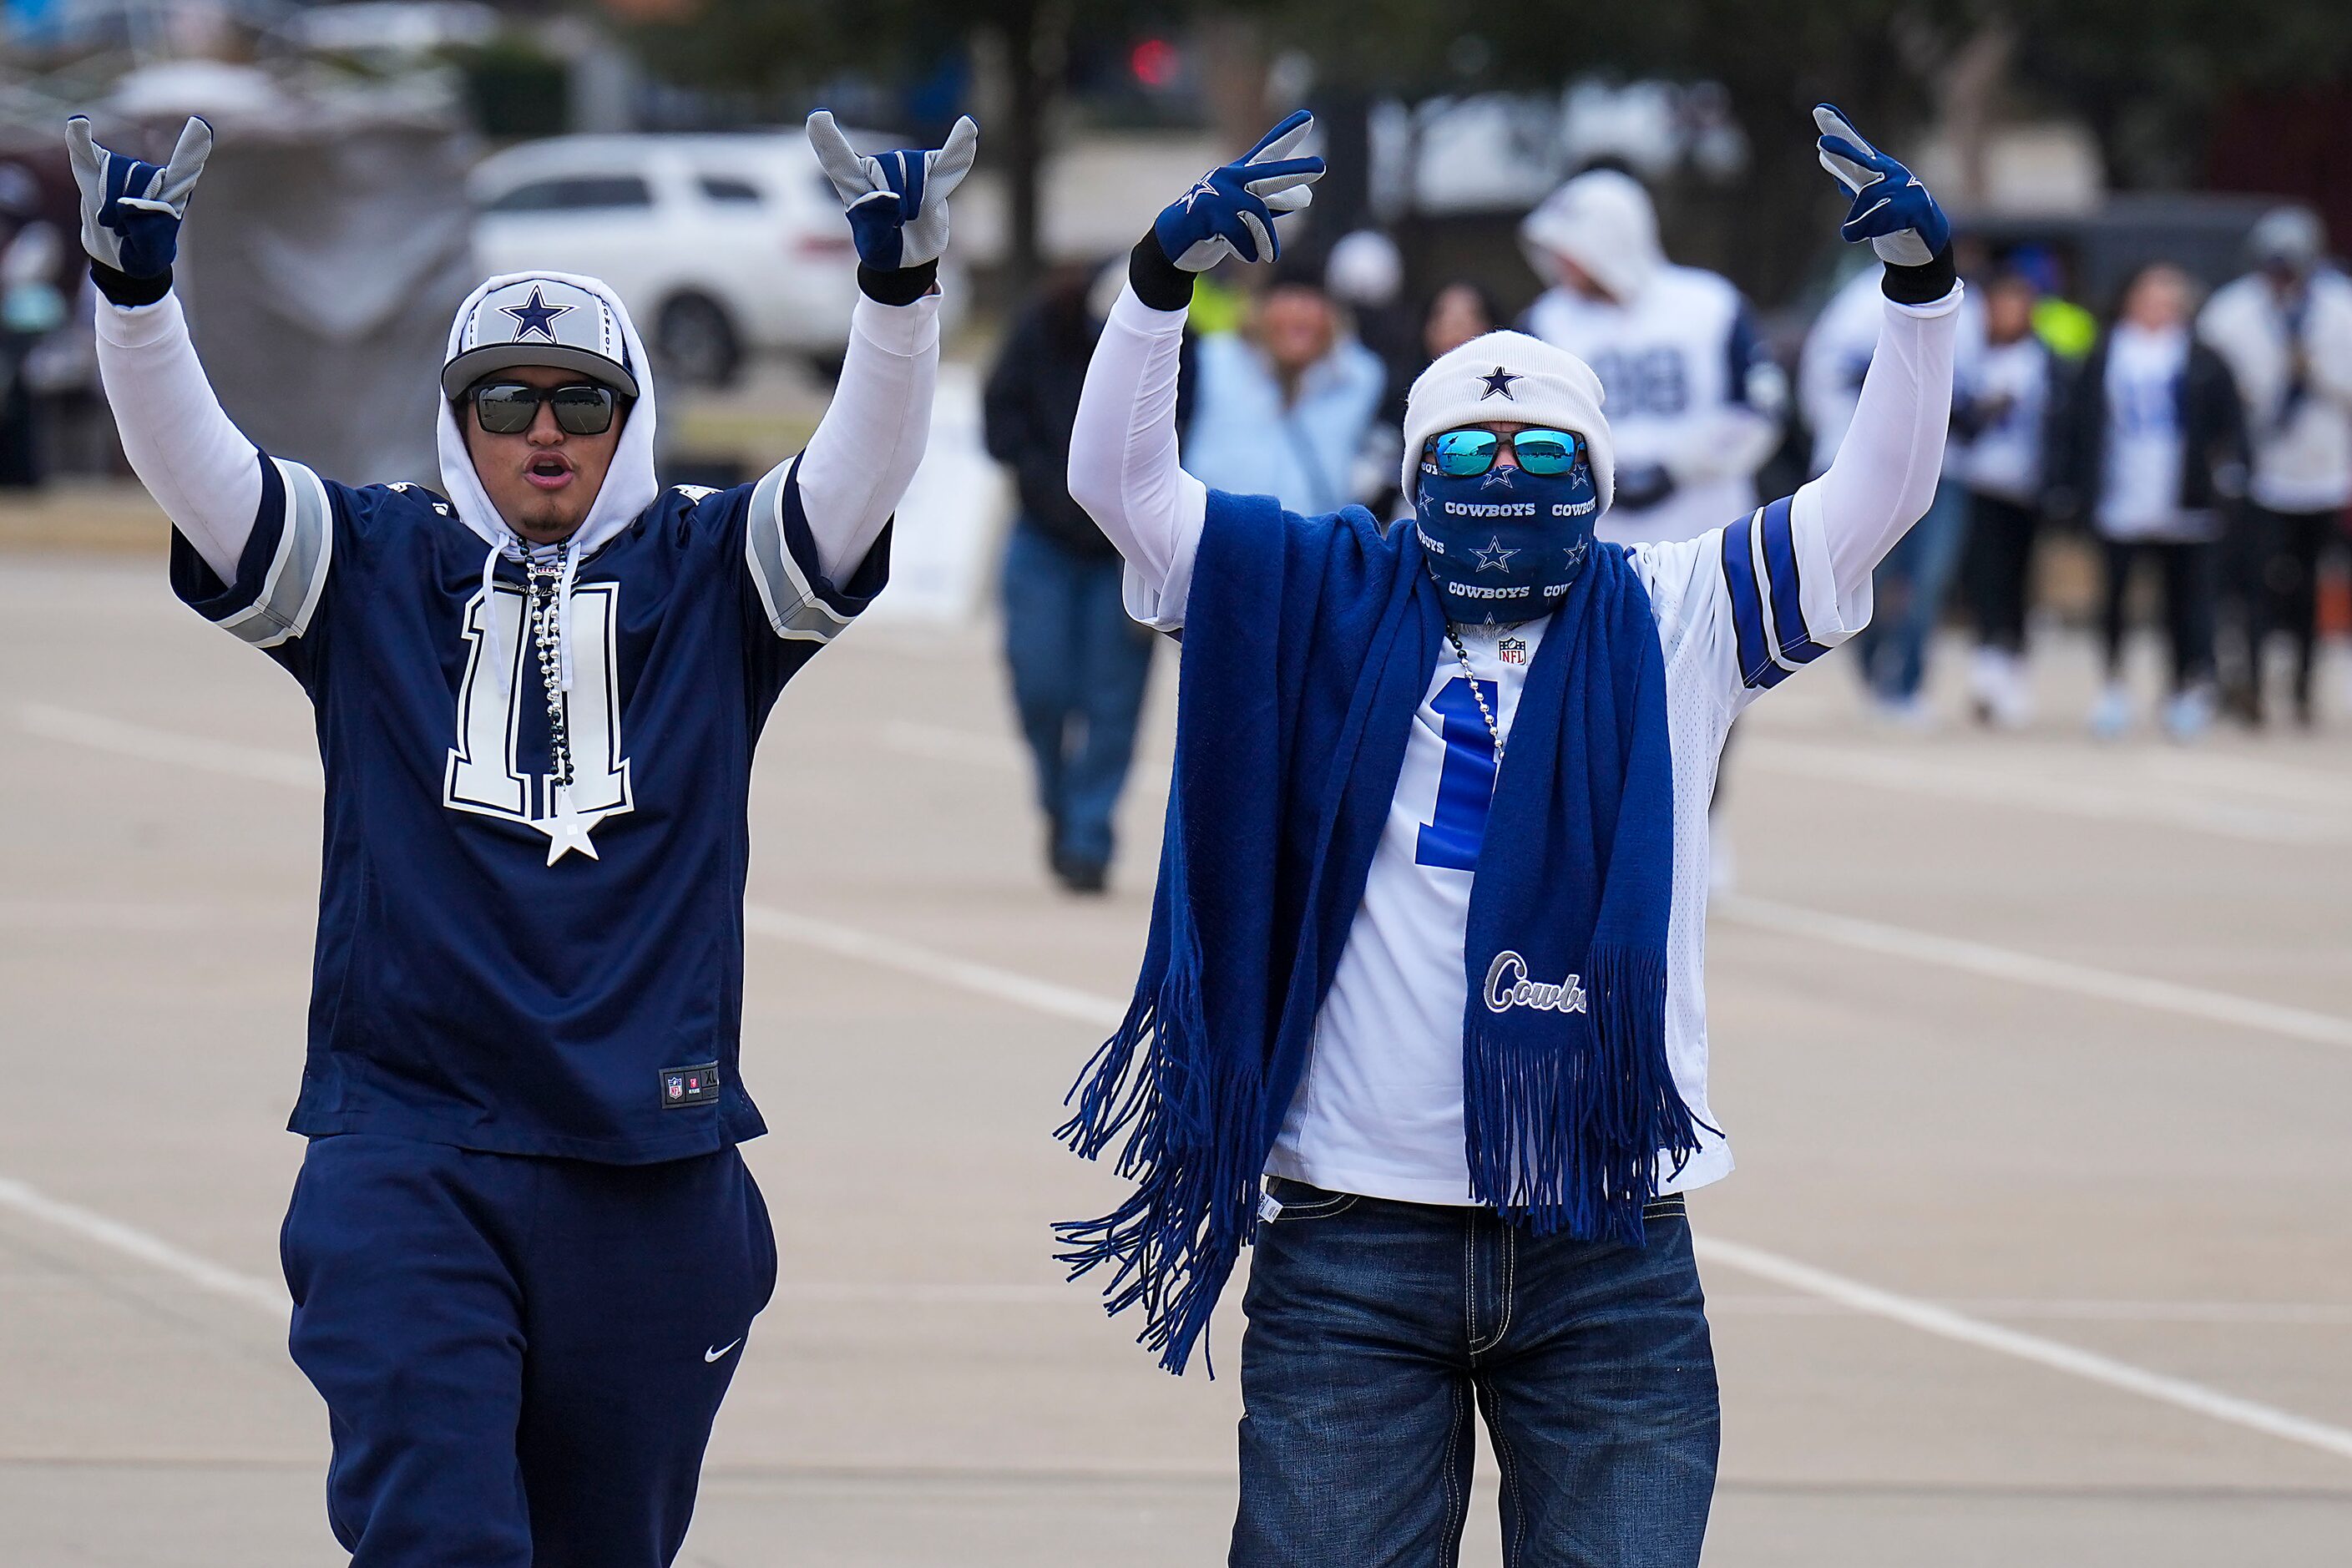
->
[981,184,2351,886]
[3,1,2350,896]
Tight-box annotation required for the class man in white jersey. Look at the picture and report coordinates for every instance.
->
[1517,166,1787,547]
[1055,107,1959,1566]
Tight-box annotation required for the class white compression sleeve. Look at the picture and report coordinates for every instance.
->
[1817,286,1961,603]
[789,291,940,583]
[94,291,263,583]
[1066,281,1207,631]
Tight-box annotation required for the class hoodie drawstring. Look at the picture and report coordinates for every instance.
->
[477,532,581,817]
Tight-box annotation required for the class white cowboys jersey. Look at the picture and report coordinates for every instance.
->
[1520,267,1783,546]
[1263,488,1863,1203]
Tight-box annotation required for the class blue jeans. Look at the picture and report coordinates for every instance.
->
[1233,1180,1719,1568]
[1000,523,1156,869]
[1855,477,1969,701]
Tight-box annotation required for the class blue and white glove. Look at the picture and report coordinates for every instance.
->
[1813,104,1948,267]
[1154,110,1324,271]
[807,111,979,272]
[66,114,213,280]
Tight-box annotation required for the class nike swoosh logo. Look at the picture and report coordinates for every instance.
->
[705,1338,741,1363]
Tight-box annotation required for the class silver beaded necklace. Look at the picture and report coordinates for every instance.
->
[522,541,574,795]
[1445,622,1505,766]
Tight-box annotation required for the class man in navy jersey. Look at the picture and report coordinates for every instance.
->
[69,108,975,1566]
[1058,108,1957,1565]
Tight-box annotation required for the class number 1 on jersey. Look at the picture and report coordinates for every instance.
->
[1415,676,1498,872]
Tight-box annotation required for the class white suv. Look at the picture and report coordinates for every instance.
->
[471,132,949,387]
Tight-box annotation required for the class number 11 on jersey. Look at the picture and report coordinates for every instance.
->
[1415,676,1498,872]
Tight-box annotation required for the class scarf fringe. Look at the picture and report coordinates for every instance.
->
[1461,943,1707,1242]
[1052,844,1257,1377]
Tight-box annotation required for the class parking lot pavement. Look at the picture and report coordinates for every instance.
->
[4,552,2349,1565]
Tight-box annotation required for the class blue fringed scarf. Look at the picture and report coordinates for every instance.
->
[1057,492,1702,1374]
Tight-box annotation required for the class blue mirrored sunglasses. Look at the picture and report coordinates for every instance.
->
[1427,427,1586,478]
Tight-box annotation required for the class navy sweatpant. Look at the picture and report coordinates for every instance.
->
[279,1135,777,1567]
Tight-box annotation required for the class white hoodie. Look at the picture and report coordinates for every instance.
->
[2198,266,2352,513]
[1516,169,1784,544]
[94,275,935,630]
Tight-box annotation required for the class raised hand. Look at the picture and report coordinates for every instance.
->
[807,111,979,273]
[1813,104,1949,268]
[1154,110,1325,271]
[66,114,213,280]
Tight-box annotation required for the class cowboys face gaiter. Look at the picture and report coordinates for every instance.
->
[1414,449,1602,626]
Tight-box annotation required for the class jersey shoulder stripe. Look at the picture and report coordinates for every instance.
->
[1756,496,1828,665]
[1720,500,1832,690]
[744,456,872,643]
[1719,510,1781,688]
[207,455,333,650]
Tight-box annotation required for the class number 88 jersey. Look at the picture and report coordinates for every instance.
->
[170,452,888,1163]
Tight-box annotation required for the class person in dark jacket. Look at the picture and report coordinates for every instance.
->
[1952,267,2062,727]
[2050,262,2248,741]
[984,261,1195,891]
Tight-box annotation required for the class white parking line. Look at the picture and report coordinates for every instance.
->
[20,700,2352,1464]
[0,1177,285,1319]
[1717,894,2352,1051]
[18,702,318,789]
[1743,737,2352,847]
[1695,1237,2352,1462]
[741,904,1123,1029]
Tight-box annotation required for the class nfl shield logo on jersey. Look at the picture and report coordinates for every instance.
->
[1498,636,1529,666]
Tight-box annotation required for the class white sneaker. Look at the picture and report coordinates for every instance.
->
[2162,685,2215,744]
[1873,692,1935,732]
[2088,684,2132,741]
[1968,649,2034,729]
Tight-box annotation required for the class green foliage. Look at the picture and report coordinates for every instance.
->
[457,38,574,140]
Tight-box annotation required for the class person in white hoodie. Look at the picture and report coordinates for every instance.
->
[2198,205,2352,727]
[1517,167,1786,549]
[1518,169,1787,888]
[2052,262,2248,741]
[70,109,974,1566]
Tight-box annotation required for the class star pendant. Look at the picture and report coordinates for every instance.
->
[538,787,603,866]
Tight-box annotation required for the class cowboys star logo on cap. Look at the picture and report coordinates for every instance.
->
[1478,367,1520,400]
[501,286,574,342]
[441,276,640,400]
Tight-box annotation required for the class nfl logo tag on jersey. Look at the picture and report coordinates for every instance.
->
[1498,636,1529,666]
[660,1062,724,1109]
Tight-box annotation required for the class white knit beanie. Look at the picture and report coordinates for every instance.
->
[1400,329,1616,511]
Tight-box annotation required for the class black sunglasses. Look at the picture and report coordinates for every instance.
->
[466,380,620,436]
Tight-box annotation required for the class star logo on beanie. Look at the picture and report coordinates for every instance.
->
[502,286,574,342]
[1477,367,1520,400]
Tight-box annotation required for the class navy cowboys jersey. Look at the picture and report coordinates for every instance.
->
[170,455,886,1162]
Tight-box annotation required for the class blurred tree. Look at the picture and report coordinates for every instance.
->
[1228,0,2352,301]
[622,0,2352,304]
[2005,0,2352,190]
[1224,0,1955,304]
[626,0,1206,294]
